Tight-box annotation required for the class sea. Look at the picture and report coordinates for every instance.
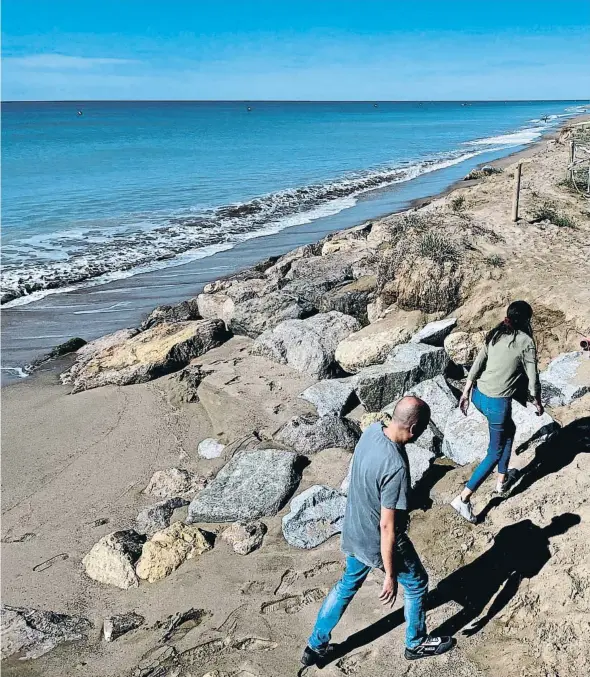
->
[1,100,587,383]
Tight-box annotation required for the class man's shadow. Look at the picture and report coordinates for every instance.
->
[477,416,590,523]
[326,512,580,664]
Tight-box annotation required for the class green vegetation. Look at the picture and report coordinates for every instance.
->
[530,200,577,228]
[450,195,467,213]
[484,254,505,268]
[417,231,462,264]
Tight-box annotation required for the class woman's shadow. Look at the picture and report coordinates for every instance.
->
[477,415,590,523]
[326,512,581,664]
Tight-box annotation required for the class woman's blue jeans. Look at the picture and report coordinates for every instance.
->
[308,534,428,651]
[466,387,515,492]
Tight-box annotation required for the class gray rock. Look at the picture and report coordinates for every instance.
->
[221,521,267,555]
[1,604,92,660]
[136,497,189,537]
[540,351,590,406]
[340,460,352,495]
[103,611,144,642]
[169,365,207,403]
[442,401,558,465]
[406,375,458,437]
[140,298,201,330]
[410,318,457,346]
[318,276,376,323]
[299,378,357,417]
[144,468,205,499]
[444,331,486,367]
[405,432,437,487]
[251,312,360,379]
[229,291,314,338]
[82,530,146,589]
[282,485,347,549]
[386,342,449,379]
[354,343,448,412]
[197,292,235,325]
[277,414,360,455]
[197,438,225,459]
[187,449,302,523]
[25,337,87,373]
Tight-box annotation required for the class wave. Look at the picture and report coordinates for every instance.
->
[1,109,580,308]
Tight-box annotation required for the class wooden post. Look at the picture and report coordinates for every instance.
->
[511,161,523,222]
[568,140,575,182]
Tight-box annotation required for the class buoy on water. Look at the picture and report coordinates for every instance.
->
[77,110,83,116]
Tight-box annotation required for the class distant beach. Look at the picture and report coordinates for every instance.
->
[1,100,587,382]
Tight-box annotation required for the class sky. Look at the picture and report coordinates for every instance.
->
[2,0,589,101]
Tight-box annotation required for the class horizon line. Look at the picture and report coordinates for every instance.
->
[2,98,588,104]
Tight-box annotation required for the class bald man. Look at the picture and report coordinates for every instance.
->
[301,397,454,667]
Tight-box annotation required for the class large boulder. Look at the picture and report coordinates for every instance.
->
[82,530,146,589]
[405,441,437,487]
[442,401,558,466]
[411,318,457,346]
[355,343,448,412]
[277,414,360,455]
[229,291,314,338]
[68,320,230,392]
[221,521,267,555]
[1,605,91,660]
[406,375,457,437]
[334,311,424,373]
[299,378,357,417]
[60,328,140,385]
[197,293,235,325]
[282,485,347,549]
[187,449,302,523]
[136,497,189,537]
[140,298,201,330]
[251,312,360,379]
[135,523,212,583]
[144,468,205,499]
[319,276,376,324]
[444,331,486,367]
[540,351,590,406]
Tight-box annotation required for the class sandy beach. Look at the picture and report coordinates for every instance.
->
[2,116,590,677]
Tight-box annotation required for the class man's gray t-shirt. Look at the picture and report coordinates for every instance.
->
[341,422,410,569]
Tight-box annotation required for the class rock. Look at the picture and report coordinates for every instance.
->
[444,331,486,367]
[140,298,201,330]
[442,401,559,465]
[135,523,213,583]
[406,375,457,437]
[285,253,354,288]
[299,378,357,417]
[187,449,302,523]
[334,311,423,373]
[103,611,144,642]
[277,414,360,455]
[197,293,235,325]
[321,238,368,256]
[68,320,230,392]
[136,498,189,537]
[197,438,225,459]
[282,485,347,549]
[359,410,391,431]
[221,521,267,555]
[82,530,146,589]
[144,468,205,499]
[411,318,457,346]
[540,351,590,406]
[60,328,140,384]
[319,276,376,323]
[405,435,437,487]
[464,166,503,180]
[229,291,314,338]
[355,344,448,412]
[169,364,207,403]
[390,257,464,314]
[366,296,388,324]
[1,604,92,660]
[251,312,360,379]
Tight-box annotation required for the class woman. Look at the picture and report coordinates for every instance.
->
[451,301,543,524]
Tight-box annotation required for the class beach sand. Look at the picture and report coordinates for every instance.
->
[2,117,590,677]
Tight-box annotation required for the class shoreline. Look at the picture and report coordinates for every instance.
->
[2,113,588,385]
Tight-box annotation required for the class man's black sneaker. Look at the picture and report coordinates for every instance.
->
[301,644,333,668]
[404,635,455,660]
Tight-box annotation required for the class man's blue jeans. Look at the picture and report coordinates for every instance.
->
[466,387,515,492]
[308,534,428,651]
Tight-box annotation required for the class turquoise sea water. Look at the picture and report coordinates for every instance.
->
[2,100,587,307]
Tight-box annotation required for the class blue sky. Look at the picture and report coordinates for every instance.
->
[2,0,589,101]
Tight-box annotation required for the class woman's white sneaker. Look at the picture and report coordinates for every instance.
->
[451,496,477,524]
